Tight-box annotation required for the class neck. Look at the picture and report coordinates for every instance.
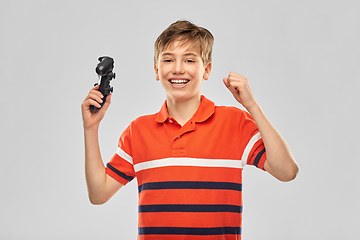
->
[166,95,201,126]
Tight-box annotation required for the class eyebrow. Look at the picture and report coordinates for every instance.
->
[161,52,199,57]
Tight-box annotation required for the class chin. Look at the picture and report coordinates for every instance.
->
[167,92,199,102]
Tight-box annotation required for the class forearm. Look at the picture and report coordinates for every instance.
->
[223,72,298,181]
[248,104,299,181]
[84,127,112,204]
[82,87,122,204]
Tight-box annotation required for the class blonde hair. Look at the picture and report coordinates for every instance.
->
[154,20,214,66]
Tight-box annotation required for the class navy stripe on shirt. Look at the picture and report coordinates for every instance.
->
[139,226,242,235]
[253,148,266,168]
[106,163,134,181]
[138,181,242,193]
[139,204,242,213]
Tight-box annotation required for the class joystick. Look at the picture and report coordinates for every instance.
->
[90,56,115,112]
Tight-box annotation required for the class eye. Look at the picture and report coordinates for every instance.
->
[163,59,172,62]
[185,59,195,63]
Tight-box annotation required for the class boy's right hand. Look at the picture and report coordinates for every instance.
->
[81,85,111,131]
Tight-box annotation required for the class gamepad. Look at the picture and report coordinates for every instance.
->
[90,56,115,112]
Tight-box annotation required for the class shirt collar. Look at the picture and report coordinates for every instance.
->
[155,95,215,123]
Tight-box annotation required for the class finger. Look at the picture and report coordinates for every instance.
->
[224,77,240,96]
[82,98,101,111]
[89,87,104,98]
[223,78,230,88]
[87,85,103,99]
[228,72,247,82]
[228,71,237,82]
[87,91,104,104]
[87,99,102,109]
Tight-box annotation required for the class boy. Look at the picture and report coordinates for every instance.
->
[81,20,298,239]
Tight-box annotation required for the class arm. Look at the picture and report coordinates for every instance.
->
[81,85,123,204]
[223,72,299,181]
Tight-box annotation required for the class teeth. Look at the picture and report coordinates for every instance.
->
[170,79,189,84]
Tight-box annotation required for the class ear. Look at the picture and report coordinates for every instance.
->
[203,62,212,81]
[154,64,159,81]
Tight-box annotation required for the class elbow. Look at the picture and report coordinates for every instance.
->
[90,200,106,205]
[279,173,296,182]
[279,163,299,182]
[89,195,108,205]
[265,157,299,182]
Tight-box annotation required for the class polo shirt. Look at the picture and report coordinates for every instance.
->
[106,95,267,240]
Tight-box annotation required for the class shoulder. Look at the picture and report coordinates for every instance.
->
[212,105,255,127]
[121,113,158,139]
[214,105,250,118]
[131,112,158,126]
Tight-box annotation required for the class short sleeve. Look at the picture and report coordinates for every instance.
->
[106,124,136,185]
[239,111,267,171]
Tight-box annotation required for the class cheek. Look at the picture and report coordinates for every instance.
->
[159,69,168,80]
[195,70,205,80]
[189,65,205,78]
[158,65,171,77]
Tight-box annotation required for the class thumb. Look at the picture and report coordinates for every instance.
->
[223,78,230,88]
[102,94,112,112]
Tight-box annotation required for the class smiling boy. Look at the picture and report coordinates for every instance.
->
[82,20,298,239]
[154,37,212,126]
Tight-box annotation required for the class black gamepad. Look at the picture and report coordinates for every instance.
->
[90,56,115,112]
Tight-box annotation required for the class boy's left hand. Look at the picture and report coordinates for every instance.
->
[223,72,258,111]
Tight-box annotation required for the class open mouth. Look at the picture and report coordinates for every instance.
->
[169,79,190,86]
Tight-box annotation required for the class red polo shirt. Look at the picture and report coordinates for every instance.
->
[106,95,266,240]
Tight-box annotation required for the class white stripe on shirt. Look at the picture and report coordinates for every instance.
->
[241,132,262,167]
[116,147,133,164]
[133,157,244,173]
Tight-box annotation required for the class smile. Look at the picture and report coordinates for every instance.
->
[169,79,190,85]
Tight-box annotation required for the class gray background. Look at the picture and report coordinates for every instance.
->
[1,0,359,239]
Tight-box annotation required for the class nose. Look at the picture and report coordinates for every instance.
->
[172,61,184,74]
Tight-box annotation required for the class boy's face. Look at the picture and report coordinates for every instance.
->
[154,39,212,103]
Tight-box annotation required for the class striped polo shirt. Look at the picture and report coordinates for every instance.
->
[106,95,266,240]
